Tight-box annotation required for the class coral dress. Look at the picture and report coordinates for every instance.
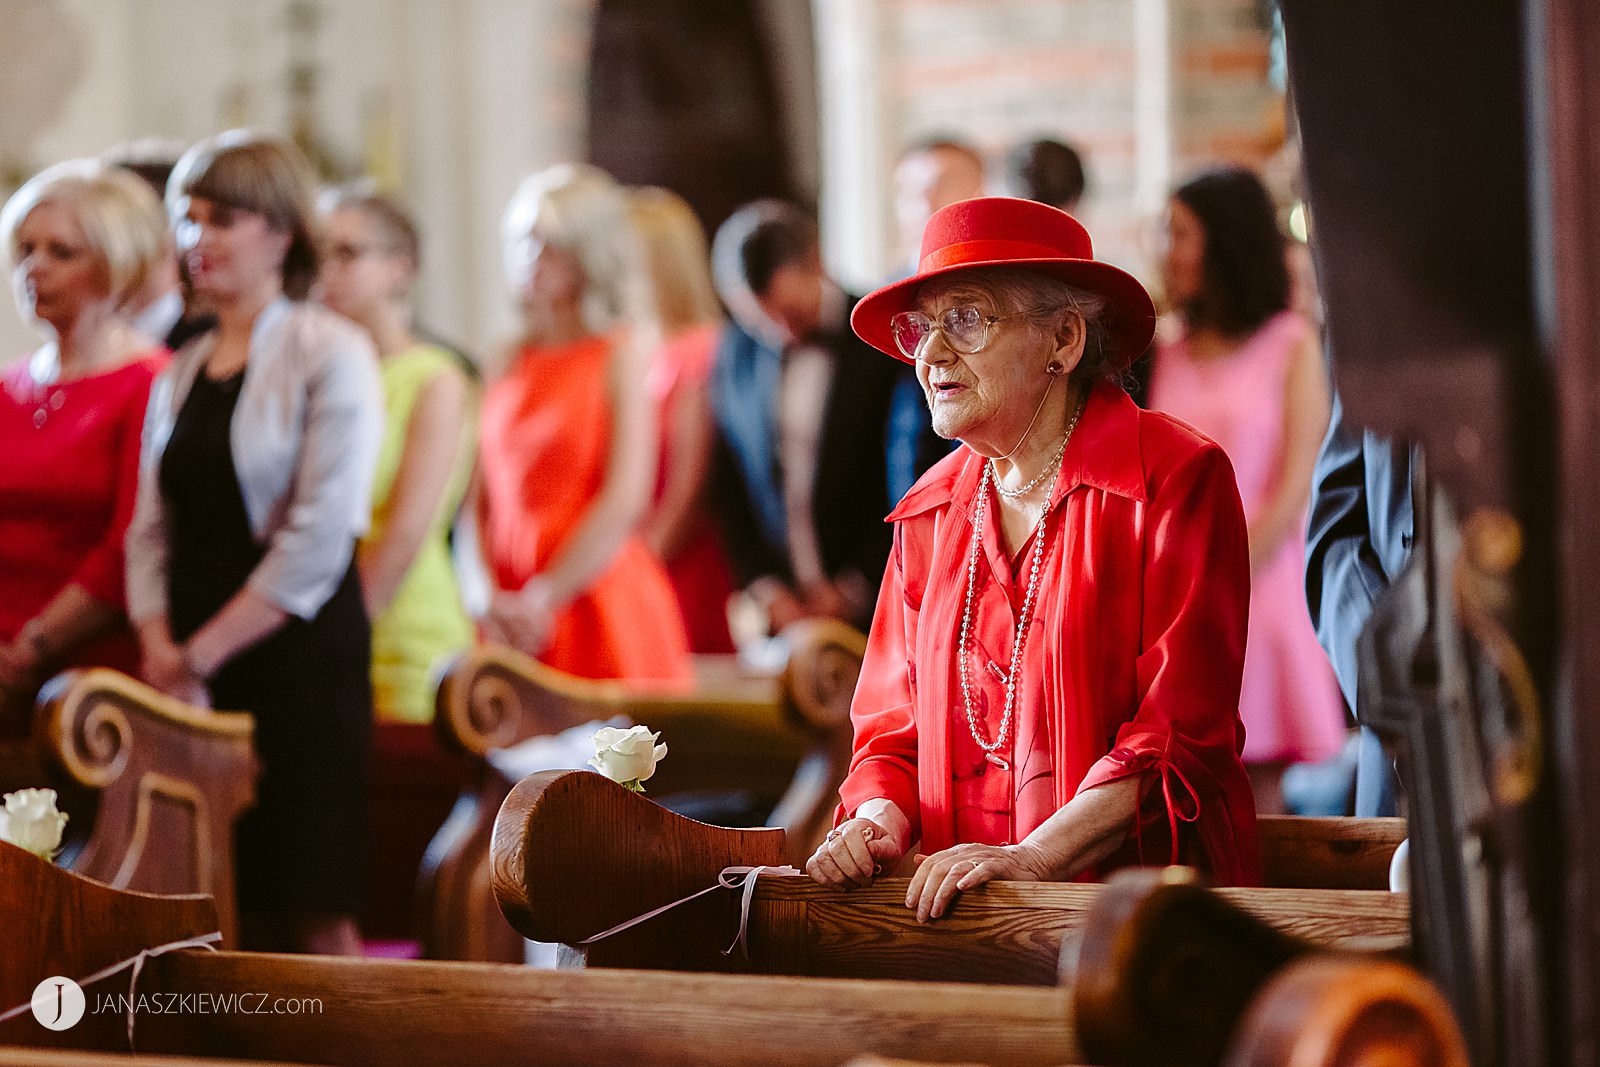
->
[647,323,736,653]
[480,335,693,686]
[1150,311,1346,765]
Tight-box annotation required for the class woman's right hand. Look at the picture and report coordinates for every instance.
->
[805,817,905,889]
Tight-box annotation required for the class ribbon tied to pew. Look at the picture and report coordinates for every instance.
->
[0,929,222,1049]
[576,865,805,960]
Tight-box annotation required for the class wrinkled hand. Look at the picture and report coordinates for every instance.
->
[805,817,905,889]
[485,587,555,654]
[906,842,1056,923]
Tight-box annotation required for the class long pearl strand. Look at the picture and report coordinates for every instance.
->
[957,394,1086,769]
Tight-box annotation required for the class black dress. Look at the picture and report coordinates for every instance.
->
[160,368,372,915]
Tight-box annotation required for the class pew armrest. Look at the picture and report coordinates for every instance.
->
[34,668,257,946]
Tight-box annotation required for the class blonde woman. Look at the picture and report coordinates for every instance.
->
[476,164,691,685]
[0,161,168,710]
[125,132,382,953]
[630,186,735,653]
[318,187,474,724]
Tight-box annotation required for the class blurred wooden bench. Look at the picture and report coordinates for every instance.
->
[0,669,255,944]
[418,620,862,961]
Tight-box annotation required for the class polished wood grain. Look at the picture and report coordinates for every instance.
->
[493,768,785,971]
[135,952,1078,1067]
[1256,815,1407,890]
[33,669,256,946]
[0,840,218,1055]
[0,1051,312,1067]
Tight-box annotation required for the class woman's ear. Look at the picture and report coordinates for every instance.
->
[1050,311,1088,376]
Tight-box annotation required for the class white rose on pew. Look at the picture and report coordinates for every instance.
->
[588,725,668,793]
[0,788,68,861]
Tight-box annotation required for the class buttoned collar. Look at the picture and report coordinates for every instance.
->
[886,380,1148,523]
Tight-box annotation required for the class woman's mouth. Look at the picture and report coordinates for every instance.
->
[931,382,967,401]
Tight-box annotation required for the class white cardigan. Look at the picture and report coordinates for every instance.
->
[126,298,383,622]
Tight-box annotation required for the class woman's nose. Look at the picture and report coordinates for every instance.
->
[918,334,957,366]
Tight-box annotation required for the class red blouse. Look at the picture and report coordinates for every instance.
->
[837,382,1261,886]
[0,352,167,674]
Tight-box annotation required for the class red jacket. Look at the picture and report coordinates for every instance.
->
[837,382,1261,886]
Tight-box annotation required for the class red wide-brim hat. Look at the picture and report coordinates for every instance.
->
[852,196,1156,368]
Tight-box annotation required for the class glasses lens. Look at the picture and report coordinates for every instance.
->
[891,312,932,359]
[942,306,988,353]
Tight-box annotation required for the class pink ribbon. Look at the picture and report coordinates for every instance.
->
[0,930,222,1049]
[575,865,804,960]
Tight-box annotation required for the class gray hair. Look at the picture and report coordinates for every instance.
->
[919,266,1116,384]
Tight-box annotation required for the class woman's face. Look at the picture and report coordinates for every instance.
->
[317,207,409,323]
[174,195,290,304]
[1161,198,1207,309]
[11,200,111,330]
[505,219,583,319]
[912,280,1077,454]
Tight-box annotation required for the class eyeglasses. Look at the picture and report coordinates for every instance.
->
[889,304,1040,361]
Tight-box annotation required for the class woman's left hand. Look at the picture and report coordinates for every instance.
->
[905,842,1057,923]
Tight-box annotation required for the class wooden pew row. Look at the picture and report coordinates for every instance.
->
[0,669,256,946]
[0,841,1463,1067]
[419,620,862,961]
[492,769,1411,987]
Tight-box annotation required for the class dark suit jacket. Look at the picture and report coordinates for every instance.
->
[1304,388,1414,815]
[709,308,897,607]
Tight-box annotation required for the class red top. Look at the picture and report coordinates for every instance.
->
[0,351,167,674]
[837,382,1261,885]
[480,335,693,686]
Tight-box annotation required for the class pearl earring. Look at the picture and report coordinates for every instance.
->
[1046,360,1065,376]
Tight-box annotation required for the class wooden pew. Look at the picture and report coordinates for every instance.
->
[0,669,256,946]
[0,840,1463,1067]
[492,769,1411,985]
[1256,814,1407,890]
[419,620,861,962]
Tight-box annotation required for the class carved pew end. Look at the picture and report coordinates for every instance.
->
[1222,955,1469,1067]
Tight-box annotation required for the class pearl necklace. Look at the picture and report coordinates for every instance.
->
[957,395,1085,770]
[991,429,1070,499]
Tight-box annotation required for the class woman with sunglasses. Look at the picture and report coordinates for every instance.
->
[806,198,1259,919]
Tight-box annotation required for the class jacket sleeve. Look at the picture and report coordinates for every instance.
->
[1304,388,1388,711]
[709,432,790,589]
[71,376,153,609]
[835,525,920,840]
[1076,443,1254,877]
[125,372,175,624]
[245,328,384,619]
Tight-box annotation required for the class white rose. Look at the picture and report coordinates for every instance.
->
[587,725,668,792]
[0,788,69,861]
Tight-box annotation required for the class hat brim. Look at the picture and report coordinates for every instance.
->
[851,257,1157,369]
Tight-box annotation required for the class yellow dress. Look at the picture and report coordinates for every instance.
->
[362,344,475,722]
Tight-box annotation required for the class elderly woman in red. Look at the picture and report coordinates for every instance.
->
[806,197,1259,920]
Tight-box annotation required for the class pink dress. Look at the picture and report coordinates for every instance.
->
[1149,311,1346,765]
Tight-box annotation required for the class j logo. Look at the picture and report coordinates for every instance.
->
[30,976,85,1030]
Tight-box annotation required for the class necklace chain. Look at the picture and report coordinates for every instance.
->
[990,428,1071,499]
[957,394,1086,759]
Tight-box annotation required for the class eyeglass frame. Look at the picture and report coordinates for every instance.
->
[888,304,1056,362]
